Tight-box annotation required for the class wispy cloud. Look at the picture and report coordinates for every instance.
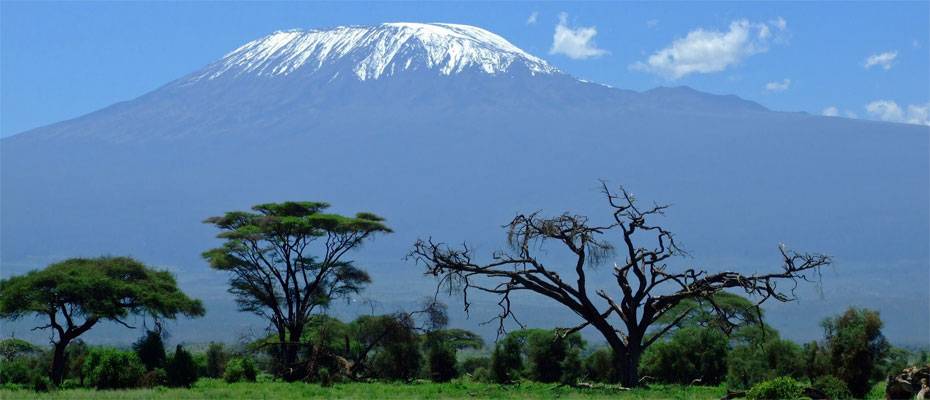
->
[631,18,787,79]
[549,13,608,60]
[765,78,791,92]
[866,100,930,126]
[526,11,538,26]
[822,106,839,117]
[864,51,897,70]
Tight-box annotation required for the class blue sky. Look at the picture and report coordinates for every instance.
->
[2,1,928,137]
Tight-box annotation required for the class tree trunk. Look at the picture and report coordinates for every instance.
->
[612,346,642,388]
[282,326,303,381]
[50,340,70,385]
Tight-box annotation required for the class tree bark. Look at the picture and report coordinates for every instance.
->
[50,339,70,385]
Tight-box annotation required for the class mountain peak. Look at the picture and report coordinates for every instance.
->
[187,22,559,83]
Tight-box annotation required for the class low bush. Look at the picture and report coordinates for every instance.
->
[640,327,728,385]
[166,345,198,388]
[427,344,458,382]
[82,348,146,389]
[583,348,614,383]
[223,357,257,383]
[813,375,852,399]
[745,376,804,400]
[0,358,35,385]
[139,368,168,387]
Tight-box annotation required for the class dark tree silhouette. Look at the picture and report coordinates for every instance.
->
[0,257,204,385]
[411,184,831,387]
[203,201,390,381]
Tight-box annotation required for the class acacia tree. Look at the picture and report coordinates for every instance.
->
[411,184,831,387]
[202,201,390,381]
[0,257,204,385]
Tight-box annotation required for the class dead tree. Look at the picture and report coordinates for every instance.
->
[411,184,831,387]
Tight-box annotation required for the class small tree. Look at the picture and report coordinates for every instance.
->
[490,334,523,384]
[640,326,728,385]
[205,342,228,378]
[0,257,204,384]
[133,330,167,371]
[412,184,831,386]
[203,202,390,380]
[166,345,198,388]
[822,307,889,398]
[427,344,458,382]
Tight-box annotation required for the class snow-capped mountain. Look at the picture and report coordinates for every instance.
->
[186,23,558,83]
[2,23,927,345]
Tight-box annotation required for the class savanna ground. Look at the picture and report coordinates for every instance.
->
[0,380,893,400]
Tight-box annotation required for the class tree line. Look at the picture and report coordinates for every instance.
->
[1,185,927,398]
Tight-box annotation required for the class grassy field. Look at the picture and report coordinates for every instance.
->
[0,379,726,399]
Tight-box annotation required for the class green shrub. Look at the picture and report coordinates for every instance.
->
[133,330,166,371]
[318,367,333,387]
[166,345,198,388]
[427,344,458,382]
[224,357,258,383]
[745,377,804,400]
[460,356,490,376]
[726,333,804,390]
[560,349,583,386]
[0,358,36,385]
[138,368,168,387]
[490,335,523,384]
[813,375,852,399]
[205,342,228,378]
[524,330,584,383]
[81,348,145,389]
[30,375,52,392]
[583,348,614,383]
[640,327,728,385]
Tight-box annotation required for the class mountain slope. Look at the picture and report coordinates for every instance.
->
[1,23,927,345]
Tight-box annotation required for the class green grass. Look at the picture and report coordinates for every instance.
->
[0,379,725,399]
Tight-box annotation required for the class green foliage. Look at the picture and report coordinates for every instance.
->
[726,326,804,390]
[166,345,198,388]
[205,343,228,379]
[371,340,421,382]
[81,348,145,390]
[426,344,458,382]
[0,339,40,362]
[461,356,490,377]
[133,331,166,371]
[640,327,728,385]
[223,358,257,383]
[813,375,852,400]
[560,349,583,386]
[0,257,205,324]
[522,329,584,383]
[801,341,830,380]
[822,307,889,398]
[318,367,334,387]
[0,358,36,385]
[745,376,804,400]
[490,334,523,384]
[583,348,614,383]
[655,293,761,335]
[138,368,168,388]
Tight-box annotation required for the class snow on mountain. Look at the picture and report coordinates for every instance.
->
[188,22,559,82]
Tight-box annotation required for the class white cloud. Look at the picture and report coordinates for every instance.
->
[526,11,538,25]
[631,19,787,79]
[549,13,608,60]
[864,51,897,70]
[822,106,839,117]
[845,110,858,119]
[866,100,930,126]
[765,78,791,92]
